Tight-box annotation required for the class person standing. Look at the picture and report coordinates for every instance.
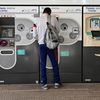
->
[33,7,61,90]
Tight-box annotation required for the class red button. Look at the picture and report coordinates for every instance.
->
[0,40,8,47]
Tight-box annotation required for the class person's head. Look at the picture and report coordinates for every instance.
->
[43,7,52,15]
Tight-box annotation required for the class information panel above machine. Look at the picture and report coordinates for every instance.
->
[0,6,39,15]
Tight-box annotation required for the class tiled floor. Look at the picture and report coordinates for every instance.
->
[0,83,100,100]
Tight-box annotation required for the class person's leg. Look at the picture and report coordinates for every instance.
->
[54,47,58,61]
[39,44,47,85]
[47,48,61,84]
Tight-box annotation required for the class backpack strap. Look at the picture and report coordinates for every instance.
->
[47,15,51,25]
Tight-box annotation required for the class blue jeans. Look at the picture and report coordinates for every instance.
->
[39,44,61,85]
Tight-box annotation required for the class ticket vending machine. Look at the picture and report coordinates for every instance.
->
[83,7,100,82]
[40,6,82,83]
[0,6,39,84]
[58,6,82,82]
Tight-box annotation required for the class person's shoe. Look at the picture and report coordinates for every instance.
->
[41,84,48,90]
[54,83,62,89]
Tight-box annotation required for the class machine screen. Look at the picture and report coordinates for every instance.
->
[0,27,14,38]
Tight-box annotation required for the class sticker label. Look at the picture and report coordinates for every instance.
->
[17,49,25,55]
[60,51,70,57]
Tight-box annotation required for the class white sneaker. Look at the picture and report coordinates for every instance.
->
[41,84,48,90]
[54,83,61,89]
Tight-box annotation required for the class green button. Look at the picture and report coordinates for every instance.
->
[17,49,25,55]
[86,32,92,36]
[60,51,70,57]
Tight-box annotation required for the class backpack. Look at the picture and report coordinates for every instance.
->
[44,19,59,49]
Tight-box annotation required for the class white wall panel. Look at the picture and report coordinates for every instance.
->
[0,0,82,5]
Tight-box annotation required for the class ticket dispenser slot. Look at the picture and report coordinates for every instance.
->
[0,50,14,55]
[0,17,16,69]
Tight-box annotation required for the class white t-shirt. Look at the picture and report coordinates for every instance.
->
[33,13,59,44]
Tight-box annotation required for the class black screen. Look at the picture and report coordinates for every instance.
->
[0,27,14,38]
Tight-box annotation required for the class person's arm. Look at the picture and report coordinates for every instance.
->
[32,23,38,40]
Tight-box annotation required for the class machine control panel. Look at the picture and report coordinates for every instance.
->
[0,17,15,69]
[59,18,80,45]
[15,18,36,45]
[0,17,15,48]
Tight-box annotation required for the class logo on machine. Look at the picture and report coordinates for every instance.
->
[86,7,97,13]
[0,7,7,13]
